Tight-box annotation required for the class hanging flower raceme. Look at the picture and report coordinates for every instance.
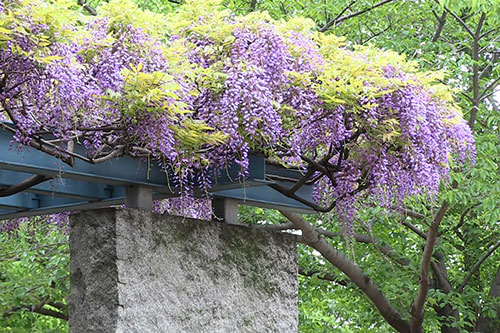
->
[0,0,475,225]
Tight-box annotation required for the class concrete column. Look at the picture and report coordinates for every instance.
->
[69,208,298,332]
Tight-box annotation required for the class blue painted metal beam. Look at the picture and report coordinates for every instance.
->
[0,170,119,201]
[213,181,314,214]
[0,128,266,189]
[0,126,316,220]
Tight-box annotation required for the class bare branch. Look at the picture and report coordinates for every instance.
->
[479,27,499,40]
[260,220,409,265]
[451,204,479,236]
[401,220,427,240]
[47,302,67,311]
[33,306,68,320]
[299,266,349,286]
[269,182,337,212]
[458,239,500,292]
[363,17,394,44]
[89,145,125,164]
[439,3,474,38]
[0,175,52,197]
[467,13,487,130]
[77,0,97,16]
[479,76,500,101]
[410,202,449,332]
[3,301,68,321]
[281,211,410,332]
[319,0,395,33]
[394,206,426,220]
[325,0,355,30]
[460,91,475,103]
[432,11,447,42]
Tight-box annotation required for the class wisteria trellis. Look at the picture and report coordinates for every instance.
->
[0,0,474,228]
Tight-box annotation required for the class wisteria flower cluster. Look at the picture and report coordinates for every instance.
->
[0,0,474,226]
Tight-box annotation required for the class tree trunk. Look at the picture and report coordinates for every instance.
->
[431,253,460,333]
[476,266,500,332]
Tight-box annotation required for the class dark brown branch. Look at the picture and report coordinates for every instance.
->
[299,266,349,286]
[468,13,487,130]
[250,0,257,11]
[479,53,499,80]
[47,302,68,311]
[394,206,426,220]
[458,239,500,293]
[401,220,427,240]
[450,204,479,239]
[0,116,76,166]
[325,0,355,30]
[431,262,452,293]
[430,253,460,332]
[0,175,52,197]
[432,11,447,42]
[439,3,474,38]
[289,167,316,194]
[479,27,499,40]
[260,222,408,265]
[479,76,500,101]
[410,202,449,332]
[281,211,410,332]
[319,0,395,33]
[460,92,474,103]
[269,183,337,212]
[362,18,393,44]
[77,0,97,16]
[33,306,68,320]
[3,302,68,321]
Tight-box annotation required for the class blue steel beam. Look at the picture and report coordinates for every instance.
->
[0,170,119,201]
[0,128,266,189]
[0,197,125,220]
[0,190,182,219]
[0,126,316,220]
[213,181,314,214]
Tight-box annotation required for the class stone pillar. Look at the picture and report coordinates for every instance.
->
[69,208,298,332]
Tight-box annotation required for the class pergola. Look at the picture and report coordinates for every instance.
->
[0,123,314,222]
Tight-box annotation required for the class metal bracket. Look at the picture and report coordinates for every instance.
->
[212,198,239,224]
[125,185,153,211]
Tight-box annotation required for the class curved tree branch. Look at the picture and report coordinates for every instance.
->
[77,0,97,16]
[261,221,409,266]
[410,201,449,332]
[269,182,337,212]
[0,175,52,197]
[401,220,427,240]
[281,211,410,332]
[319,0,395,33]
[3,301,68,321]
[299,266,349,286]
[432,11,447,42]
[458,239,500,293]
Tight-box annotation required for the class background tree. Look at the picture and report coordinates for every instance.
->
[232,0,500,331]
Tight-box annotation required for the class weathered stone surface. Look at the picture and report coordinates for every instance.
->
[69,208,298,333]
[69,209,119,332]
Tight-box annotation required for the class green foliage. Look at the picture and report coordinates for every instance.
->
[1,0,499,331]
[0,219,69,331]
[231,0,500,331]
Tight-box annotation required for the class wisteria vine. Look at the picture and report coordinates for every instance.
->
[0,0,474,228]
